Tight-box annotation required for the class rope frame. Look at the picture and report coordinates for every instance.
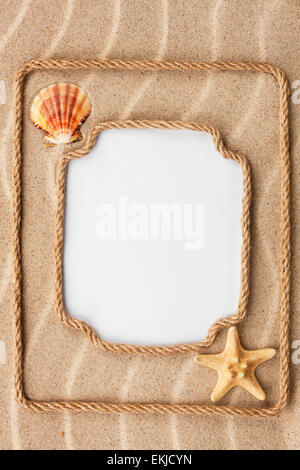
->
[56,121,251,355]
[12,59,290,417]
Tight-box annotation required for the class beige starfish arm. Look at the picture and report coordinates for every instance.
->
[239,373,266,401]
[225,327,241,358]
[194,353,224,371]
[211,374,236,402]
[244,348,276,367]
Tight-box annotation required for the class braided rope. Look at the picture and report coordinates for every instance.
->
[55,121,251,357]
[12,60,290,416]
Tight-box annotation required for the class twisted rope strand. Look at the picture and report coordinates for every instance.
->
[12,60,290,416]
[55,121,251,357]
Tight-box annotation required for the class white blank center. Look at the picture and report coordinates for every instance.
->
[64,129,242,346]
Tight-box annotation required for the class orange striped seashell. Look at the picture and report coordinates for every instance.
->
[30,83,91,146]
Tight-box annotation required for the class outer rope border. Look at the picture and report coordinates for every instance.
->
[12,60,290,416]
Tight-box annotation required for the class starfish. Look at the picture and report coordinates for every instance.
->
[195,327,276,402]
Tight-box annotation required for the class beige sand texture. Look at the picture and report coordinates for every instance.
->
[0,0,299,449]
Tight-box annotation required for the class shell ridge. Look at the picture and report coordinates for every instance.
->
[40,94,58,138]
[69,90,87,134]
[67,85,79,136]
[49,84,61,138]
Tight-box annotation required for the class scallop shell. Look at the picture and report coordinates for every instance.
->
[30,83,91,146]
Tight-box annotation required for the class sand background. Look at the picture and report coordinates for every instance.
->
[0,0,299,450]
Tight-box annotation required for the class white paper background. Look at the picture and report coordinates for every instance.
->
[64,129,242,345]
